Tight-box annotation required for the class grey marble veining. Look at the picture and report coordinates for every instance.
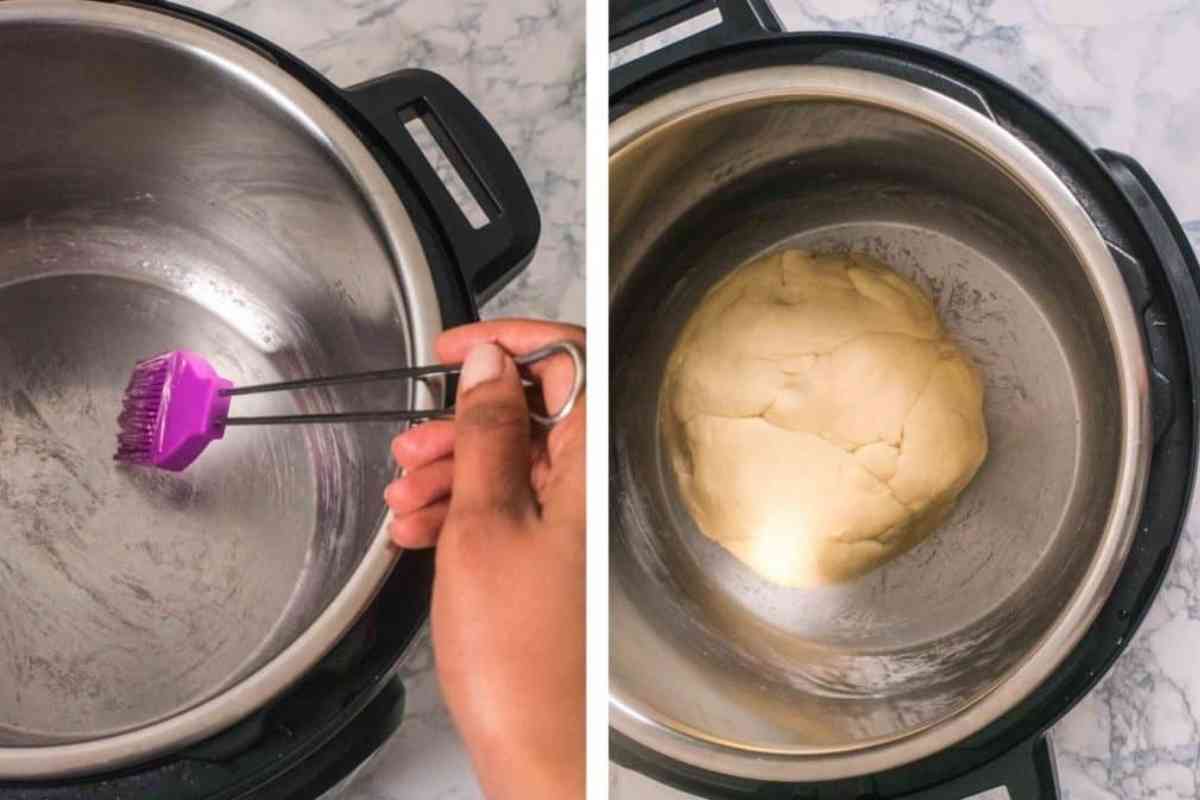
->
[173,1,583,798]
[611,1,1200,799]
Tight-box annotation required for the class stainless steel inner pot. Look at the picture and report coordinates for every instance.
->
[0,1,441,778]
[610,67,1150,781]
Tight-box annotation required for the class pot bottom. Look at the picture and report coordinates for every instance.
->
[0,272,326,743]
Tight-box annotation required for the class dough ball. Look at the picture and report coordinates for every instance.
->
[662,250,988,588]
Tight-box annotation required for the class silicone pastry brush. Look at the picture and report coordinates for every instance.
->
[114,341,584,472]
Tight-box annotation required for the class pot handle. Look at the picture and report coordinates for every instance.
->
[610,0,782,95]
[899,737,1060,800]
[1096,150,1200,391]
[344,70,540,308]
[609,1,994,123]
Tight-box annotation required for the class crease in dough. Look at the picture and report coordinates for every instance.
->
[662,250,988,588]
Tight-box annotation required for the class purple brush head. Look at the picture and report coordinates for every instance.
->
[115,351,234,472]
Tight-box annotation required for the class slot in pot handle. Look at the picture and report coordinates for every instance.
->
[610,0,782,96]
[344,70,540,309]
[900,737,1060,800]
[1096,149,1200,406]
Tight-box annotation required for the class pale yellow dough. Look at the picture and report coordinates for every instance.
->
[663,250,988,588]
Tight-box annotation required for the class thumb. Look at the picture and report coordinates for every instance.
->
[450,342,534,521]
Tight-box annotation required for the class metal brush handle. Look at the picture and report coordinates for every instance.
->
[220,340,585,428]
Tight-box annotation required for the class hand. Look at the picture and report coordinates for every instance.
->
[385,319,585,799]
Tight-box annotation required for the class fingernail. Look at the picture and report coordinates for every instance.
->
[459,342,505,392]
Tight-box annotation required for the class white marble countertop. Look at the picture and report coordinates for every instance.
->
[612,1,1200,799]
[174,1,584,798]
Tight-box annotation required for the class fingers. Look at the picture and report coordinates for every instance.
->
[391,421,455,470]
[389,500,450,549]
[449,342,534,522]
[437,319,585,421]
[391,321,583,542]
[384,456,454,549]
[386,458,454,515]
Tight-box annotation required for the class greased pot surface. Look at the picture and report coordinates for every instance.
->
[610,65,1151,782]
[0,0,452,779]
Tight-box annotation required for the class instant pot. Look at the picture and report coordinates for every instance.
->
[0,0,538,795]
[610,1,1200,798]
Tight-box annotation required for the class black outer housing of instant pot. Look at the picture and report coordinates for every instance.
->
[610,2,1200,799]
[0,1,540,797]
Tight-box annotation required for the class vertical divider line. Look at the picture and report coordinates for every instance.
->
[585,0,612,796]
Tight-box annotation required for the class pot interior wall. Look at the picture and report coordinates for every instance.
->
[0,18,412,743]
[611,96,1126,752]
